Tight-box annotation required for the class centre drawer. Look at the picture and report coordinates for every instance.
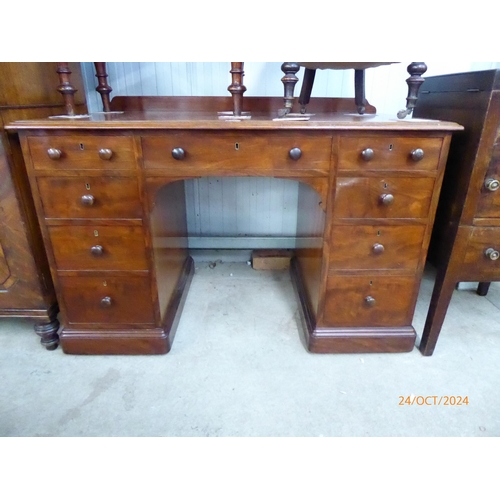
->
[338,135,442,171]
[48,225,149,271]
[59,275,156,325]
[322,275,415,327]
[329,225,425,271]
[36,176,143,219]
[142,131,332,176]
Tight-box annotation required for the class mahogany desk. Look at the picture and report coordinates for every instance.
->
[7,96,461,355]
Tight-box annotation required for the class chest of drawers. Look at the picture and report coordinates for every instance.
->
[414,70,500,355]
[8,97,461,355]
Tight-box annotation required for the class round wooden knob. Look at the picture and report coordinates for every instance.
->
[289,148,302,161]
[47,148,62,160]
[365,296,376,307]
[484,178,500,192]
[379,193,394,205]
[485,248,500,261]
[172,148,185,160]
[100,296,112,307]
[410,148,424,161]
[372,243,385,255]
[98,148,113,160]
[80,194,95,206]
[90,245,104,256]
[361,148,374,161]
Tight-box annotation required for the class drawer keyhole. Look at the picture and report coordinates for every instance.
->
[85,183,91,190]
[389,144,393,151]
[235,143,239,151]
[80,143,85,150]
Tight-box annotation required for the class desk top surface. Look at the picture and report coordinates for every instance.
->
[6,96,463,132]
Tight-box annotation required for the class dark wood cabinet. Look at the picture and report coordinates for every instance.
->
[413,69,500,355]
[8,96,460,355]
[0,62,87,349]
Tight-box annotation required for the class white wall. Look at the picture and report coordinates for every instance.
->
[80,62,500,248]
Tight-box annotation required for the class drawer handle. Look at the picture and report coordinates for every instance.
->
[361,148,374,161]
[100,296,112,308]
[81,194,95,206]
[90,245,104,256]
[172,147,185,160]
[365,296,376,307]
[484,178,500,192]
[410,148,424,161]
[372,243,385,255]
[98,148,113,160]
[485,248,500,261]
[47,148,62,160]
[289,147,302,161]
[379,193,394,205]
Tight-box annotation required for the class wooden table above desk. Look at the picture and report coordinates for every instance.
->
[7,96,462,355]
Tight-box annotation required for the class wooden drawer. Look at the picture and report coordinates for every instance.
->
[463,227,500,273]
[59,275,155,325]
[323,275,415,327]
[28,135,137,170]
[48,225,149,271]
[329,225,425,271]
[37,177,143,219]
[476,143,500,218]
[142,131,332,176]
[338,135,442,171]
[333,177,435,219]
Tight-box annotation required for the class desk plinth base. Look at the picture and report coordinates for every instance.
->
[304,326,416,354]
[290,258,416,354]
[60,328,172,355]
[59,257,195,355]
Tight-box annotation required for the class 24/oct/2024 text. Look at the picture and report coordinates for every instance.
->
[399,396,469,406]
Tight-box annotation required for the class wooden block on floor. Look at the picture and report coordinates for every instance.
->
[251,250,293,270]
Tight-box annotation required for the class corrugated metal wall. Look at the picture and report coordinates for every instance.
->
[80,62,500,248]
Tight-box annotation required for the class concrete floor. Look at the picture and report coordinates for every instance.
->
[1,255,499,437]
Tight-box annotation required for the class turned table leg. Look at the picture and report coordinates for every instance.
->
[398,62,428,119]
[33,306,60,351]
[94,62,112,112]
[56,63,77,116]
[279,62,299,117]
[228,62,246,117]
